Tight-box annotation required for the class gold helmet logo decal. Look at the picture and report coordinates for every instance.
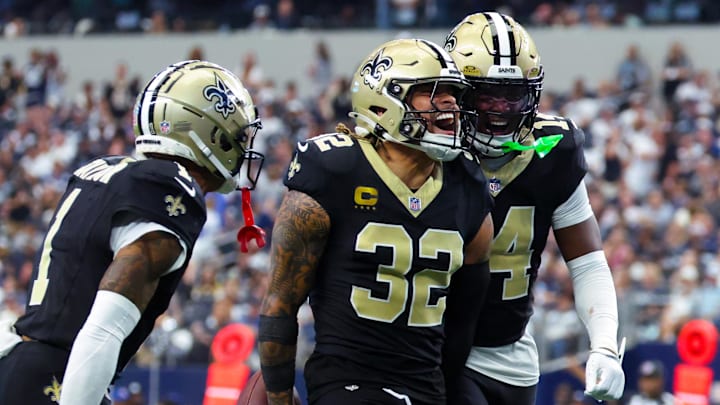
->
[203,74,237,119]
[360,49,392,90]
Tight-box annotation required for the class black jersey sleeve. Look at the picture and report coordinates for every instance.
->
[283,134,361,209]
[113,159,206,248]
[534,115,588,205]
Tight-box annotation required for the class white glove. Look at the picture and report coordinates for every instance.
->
[0,319,21,357]
[584,349,625,401]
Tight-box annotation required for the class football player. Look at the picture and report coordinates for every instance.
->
[443,12,625,404]
[0,60,264,405]
[257,38,495,405]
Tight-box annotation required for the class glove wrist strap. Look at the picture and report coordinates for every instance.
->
[591,346,619,359]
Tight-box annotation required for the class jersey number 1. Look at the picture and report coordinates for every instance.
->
[29,188,82,306]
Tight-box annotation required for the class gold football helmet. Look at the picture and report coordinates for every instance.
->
[133,60,263,193]
[350,38,472,161]
[445,12,543,158]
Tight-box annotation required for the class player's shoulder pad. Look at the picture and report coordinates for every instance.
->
[127,159,204,203]
[290,132,362,175]
[457,151,488,186]
[533,113,585,152]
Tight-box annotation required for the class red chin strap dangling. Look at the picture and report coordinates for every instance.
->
[236,187,266,253]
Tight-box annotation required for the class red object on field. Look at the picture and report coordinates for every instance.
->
[203,324,256,405]
[677,319,718,365]
[237,187,266,253]
[673,319,718,405]
[237,370,302,405]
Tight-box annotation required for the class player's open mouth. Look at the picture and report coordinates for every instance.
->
[434,112,456,133]
[487,117,510,134]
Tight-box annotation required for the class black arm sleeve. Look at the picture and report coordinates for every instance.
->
[442,260,490,401]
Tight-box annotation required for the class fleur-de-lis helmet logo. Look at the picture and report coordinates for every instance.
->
[203,74,238,119]
[360,49,393,89]
[444,32,457,52]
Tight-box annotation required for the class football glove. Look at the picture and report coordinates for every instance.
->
[584,341,626,401]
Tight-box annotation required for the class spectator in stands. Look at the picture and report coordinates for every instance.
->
[237,51,264,92]
[275,0,298,29]
[660,41,693,109]
[247,4,275,30]
[627,360,674,405]
[307,40,333,98]
[103,61,139,127]
[660,261,701,341]
[616,45,652,109]
[22,48,49,134]
[0,57,22,112]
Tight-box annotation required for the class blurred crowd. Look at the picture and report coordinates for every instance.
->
[2,0,720,37]
[0,29,719,381]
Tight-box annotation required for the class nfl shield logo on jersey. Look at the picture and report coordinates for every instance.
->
[408,196,421,211]
[489,178,502,193]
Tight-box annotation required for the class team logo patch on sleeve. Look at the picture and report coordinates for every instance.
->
[165,195,187,216]
[42,376,62,403]
[287,154,301,180]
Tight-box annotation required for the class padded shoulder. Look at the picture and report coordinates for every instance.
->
[458,151,488,186]
[533,113,585,152]
[114,159,206,244]
[283,133,363,197]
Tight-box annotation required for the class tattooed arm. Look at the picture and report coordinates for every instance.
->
[60,231,182,405]
[259,190,331,405]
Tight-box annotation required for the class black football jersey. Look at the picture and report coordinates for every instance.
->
[14,156,206,377]
[284,134,492,394]
[472,113,588,347]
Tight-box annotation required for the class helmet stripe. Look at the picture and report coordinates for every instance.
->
[137,60,194,136]
[418,38,464,77]
[499,14,518,65]
[485,12,514,66]
[137,64,175,135]
[418,39,448,68]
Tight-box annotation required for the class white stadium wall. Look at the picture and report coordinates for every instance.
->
[0,27,718,98]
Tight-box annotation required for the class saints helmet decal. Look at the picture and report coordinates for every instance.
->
[134,60,264,192]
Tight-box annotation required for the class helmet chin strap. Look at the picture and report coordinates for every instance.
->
[420,131,462,161]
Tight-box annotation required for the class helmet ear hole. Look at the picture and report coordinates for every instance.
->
[219,133,232,152]
[370,106,386,116]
